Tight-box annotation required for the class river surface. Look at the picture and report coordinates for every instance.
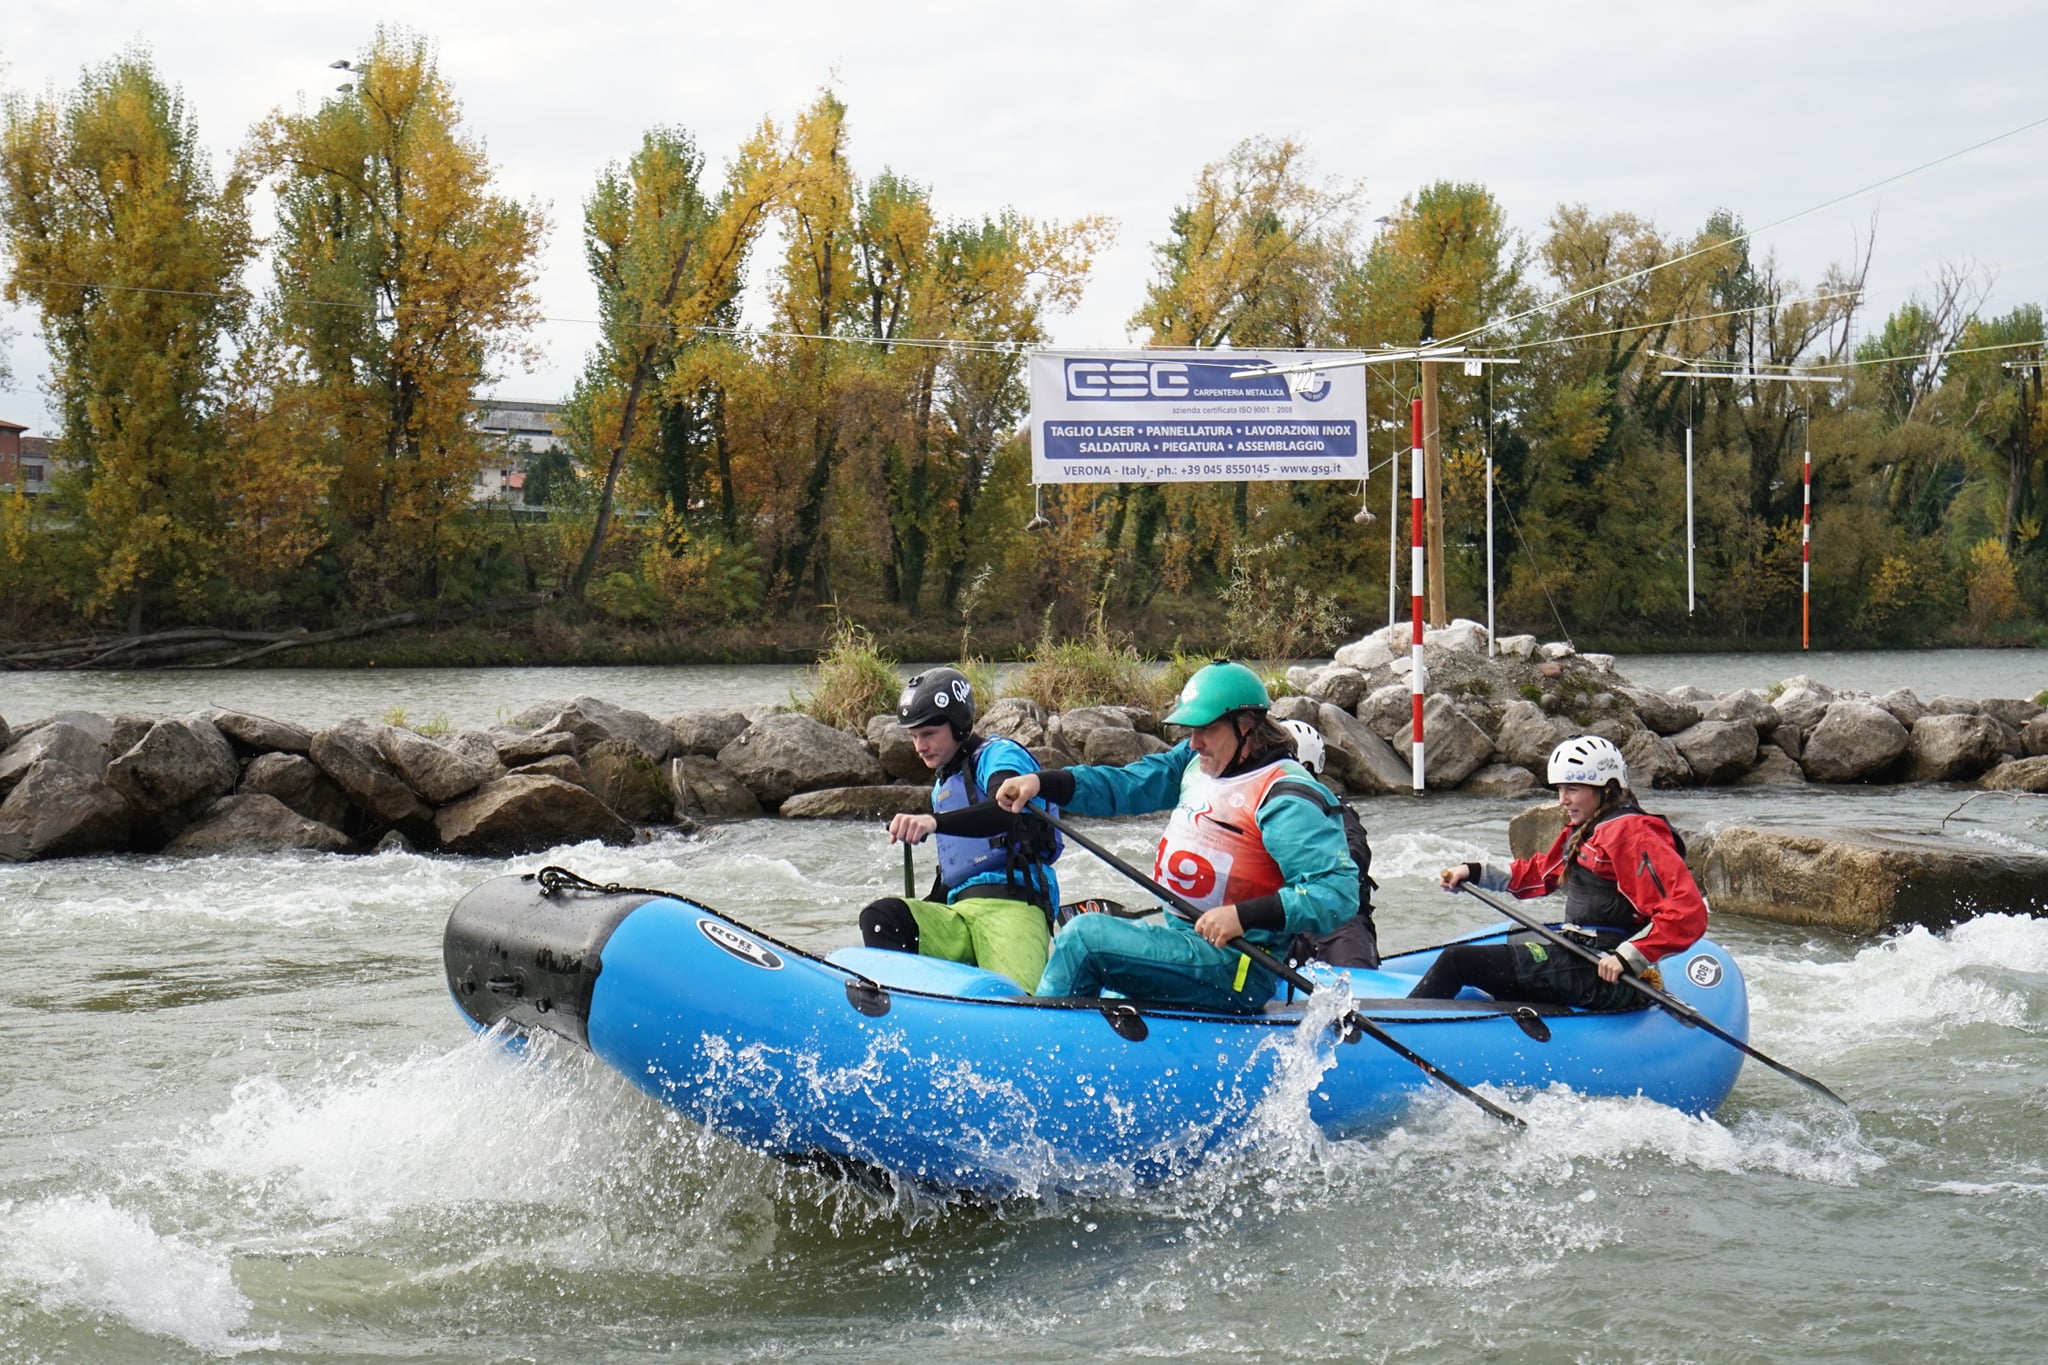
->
[3,654,2047,1362]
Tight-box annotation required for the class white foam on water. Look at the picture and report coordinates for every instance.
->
[0,1193,271,1356]
[1748,911,2048,1061]
[1370,829,1498,883]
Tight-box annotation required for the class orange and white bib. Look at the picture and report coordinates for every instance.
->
[1151,760,1304,910]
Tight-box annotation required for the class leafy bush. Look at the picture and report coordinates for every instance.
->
[795,620,900,730]
[1221,538,1348,665]
[1010,608,1171,713]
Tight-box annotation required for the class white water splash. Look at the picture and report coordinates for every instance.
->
[0,1193,270,1356]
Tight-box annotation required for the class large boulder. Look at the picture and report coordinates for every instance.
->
[1691,825,2048,933]
[1876,688,1928,728]
[1800,701,1910,783]
[1924,695,1982,716]
[1669,719,1759,784]
[1981,756,2048,792]
[1494,700,1568,773]
[1315,702,1413,795]
[514,753,587,787]
[1768,678,1837,733]
[717,712,886,808]
[1735,747,1808,787]
[163,794,351,856]
[309,719,434,829]
[1460,763,1538,798]
[666,752,739,818]
[535,697,674,763]
[579,737,676,823]
[779,785,932,819]
[435,774,635,856]
[1356,683,1413,743]
[1981,697,2044,730]
[1704,688,1778,732]
[974,697,1051,748]
[1421,694,1493,788]
[1332,634,1396,672]
[0,717,112,797]
[2025,714,2048,758]
[865,715,929,782]
[105,716,240,846]
[1616,686,1701,737]
[239,752,353,831]
[667,709,750,758]
[492,729,580,765]
[1083,726,1170,766]
[1508,802,1568,859]
[376,726,497,805]
[1906,713,2005,782]
[0,760,133,860]
[1052,705,1135,755]
[1621,730,1692,789]
[210,709,313,756]
[1303,664,1370,711]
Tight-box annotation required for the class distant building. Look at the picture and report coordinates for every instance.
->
[471,398,568,506]
[0,419,58,495]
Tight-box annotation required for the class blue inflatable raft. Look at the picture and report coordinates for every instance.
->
[443,869,1750,1192]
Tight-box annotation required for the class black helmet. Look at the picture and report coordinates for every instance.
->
[897,667,975,738]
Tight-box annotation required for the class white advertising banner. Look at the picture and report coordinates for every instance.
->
[1028,350,1367,484]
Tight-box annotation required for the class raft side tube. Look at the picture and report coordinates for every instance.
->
[443,873,654,1048]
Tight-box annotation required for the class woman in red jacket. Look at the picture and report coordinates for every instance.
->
[1410,735,1707,1010]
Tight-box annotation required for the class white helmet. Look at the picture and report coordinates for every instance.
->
[1548,734,1627,788]
[1280,718,1326,775]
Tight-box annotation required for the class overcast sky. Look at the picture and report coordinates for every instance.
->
[4,1,2045,434]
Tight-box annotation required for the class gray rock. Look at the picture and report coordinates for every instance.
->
[668,709,750,758]
[1981,697,2044,730]
[1268,694,1321,726]
[1303,664,1370,711]
[494,729,580,765]
[1616,686,1701,737]
[1332,634,1397,671]
[1422,694,1494,788]
[1496,634,1539,660]
[1905,713,2004,782]
[536,696,674,763]
[1461,763,1538,797]
[1735,747,1808,787]
[1800,701,1910,783]
[443,732,510,786]
[211,709,313,755]
[974,697,1050,747]
[1670,719,1759,784]
[373,829,415,854]
[1769,726,1805,761]
[1580,652,1617,671]
[514,753,588,787]
[1986,714,2026,758]
[1980,755,2048,792]
[1537,642,1576,661]
[666,755,764,821]
[1356,683,1413,743]
[239,752,353,831]
[1667,684,1717,708]
[0,760,133,861]
[1693,825,2048,932]
[865,715,930,782]
[779,785,932,819]
[1054,705,1136,754]
[580,737,676,823]
[0,718,112,797]
[1508,802,1568,859]
[1028,744,1079,771]
[0,715,8,751]
[309,719,434,828]
[1494,700,1569,772]
[377,726,496,805]
[435,774,635,856]
[163,794,351,855]
[1876,688,1928,727]
[1106,704,1162,736]
[105,716,240,844]
[1704,688,1778,731]
[1083,726,1170,766]
[717,712,886,808]
[108,714,155,758]
[1621,730,1692,788]
[1768,678,1836,732]
[1925,695,1983,716]
[2026,714,2048,758]
[1316,702,1413,795]
[503,700,570,730]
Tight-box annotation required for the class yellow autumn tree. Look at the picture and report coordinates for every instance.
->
[248,26,545,607]
[0,50,256,627]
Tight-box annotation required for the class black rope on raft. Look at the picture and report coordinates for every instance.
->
[533,864,679,900]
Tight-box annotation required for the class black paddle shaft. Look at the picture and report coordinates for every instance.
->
[1453,882,1849,1108]
[1038,812,1526,1129]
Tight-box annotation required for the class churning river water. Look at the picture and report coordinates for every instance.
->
[2,651,2046,1363]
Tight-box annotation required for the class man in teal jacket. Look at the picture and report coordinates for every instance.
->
[995,662,1356,1012]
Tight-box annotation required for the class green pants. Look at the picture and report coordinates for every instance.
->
[905,895,1052,993]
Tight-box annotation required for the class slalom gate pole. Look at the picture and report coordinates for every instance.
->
[1410,396,1426,794]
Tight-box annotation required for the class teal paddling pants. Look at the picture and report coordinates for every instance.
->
[1036,914,1277,1013]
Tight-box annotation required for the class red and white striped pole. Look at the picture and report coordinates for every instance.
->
[1410,397,1426,793]
[1801,421,1812,650]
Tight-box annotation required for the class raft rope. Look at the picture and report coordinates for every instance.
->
[534,864,680,901]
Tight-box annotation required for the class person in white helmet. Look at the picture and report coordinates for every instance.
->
[1409,734,1706,1009]
[1276,718,1381,969]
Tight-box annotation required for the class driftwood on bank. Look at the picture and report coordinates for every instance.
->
[0,594,554,671]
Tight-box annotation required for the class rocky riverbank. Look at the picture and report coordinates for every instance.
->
[2,624,2045,864]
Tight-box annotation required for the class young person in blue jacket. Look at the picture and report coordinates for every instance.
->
[858,667,1062,992]
[993,662,1356,1012]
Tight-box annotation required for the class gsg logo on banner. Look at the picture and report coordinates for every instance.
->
[1029,349,1366,485]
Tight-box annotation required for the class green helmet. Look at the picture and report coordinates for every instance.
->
[1164,661,1271,726]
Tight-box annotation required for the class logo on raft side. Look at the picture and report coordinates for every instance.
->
[698,918,784,970]
[1685,953,1723,988]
